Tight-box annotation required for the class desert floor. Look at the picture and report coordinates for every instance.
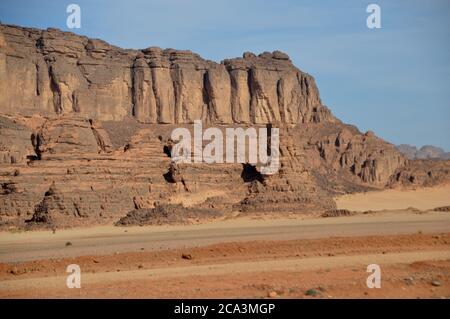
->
[0,185,449,298]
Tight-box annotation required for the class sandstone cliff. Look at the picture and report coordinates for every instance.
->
[0,24,333,125]
[0,24,448,229]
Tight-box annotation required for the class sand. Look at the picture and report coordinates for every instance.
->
[335,185,450,212]
[1,185,450,298]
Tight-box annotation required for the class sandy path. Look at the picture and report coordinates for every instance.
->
[1,211,450,263]
[1,250,449,291]
[1,186,449,298]
[335,185,450,211]
[1,233,449,298]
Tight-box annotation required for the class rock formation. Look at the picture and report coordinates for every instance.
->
[397,144,450,160]
[387,159,450,188]
[0,25,333,125]
[0,24,448,228]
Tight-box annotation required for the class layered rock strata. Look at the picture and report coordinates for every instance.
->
[0,24,448,228]
[0,25,333,125]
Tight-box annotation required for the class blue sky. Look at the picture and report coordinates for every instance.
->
[1,0,449,150]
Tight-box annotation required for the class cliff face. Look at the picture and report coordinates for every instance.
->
[0,25,334,124]
[0,24,448,229]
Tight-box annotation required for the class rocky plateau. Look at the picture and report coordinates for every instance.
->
[0,24,448,229]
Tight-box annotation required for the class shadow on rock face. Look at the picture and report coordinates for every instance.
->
[241,163,264,183]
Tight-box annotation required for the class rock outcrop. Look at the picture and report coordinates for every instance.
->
[387,159,450,188]
[0,24,448,228]
[0,24,333,125]
[397,144,450,160]
[0,116,36,164]
[36,115,113,159]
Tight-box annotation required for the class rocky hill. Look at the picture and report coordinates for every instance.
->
[0,24,333,124]
[0,24,448,229]
[397,144,450,160]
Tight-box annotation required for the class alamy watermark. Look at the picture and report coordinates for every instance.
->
[366,4,381,29]
[169,120,280,175]
[66,4,381,30]
[66,4,81,29]
[66,264,81,288]
[366,264,381,288]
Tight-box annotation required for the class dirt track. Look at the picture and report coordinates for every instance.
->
[0,210,449,298]
[0,232,449,298]
[1,211,450,263]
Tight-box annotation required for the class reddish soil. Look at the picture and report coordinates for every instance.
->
[1,233,449,298]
